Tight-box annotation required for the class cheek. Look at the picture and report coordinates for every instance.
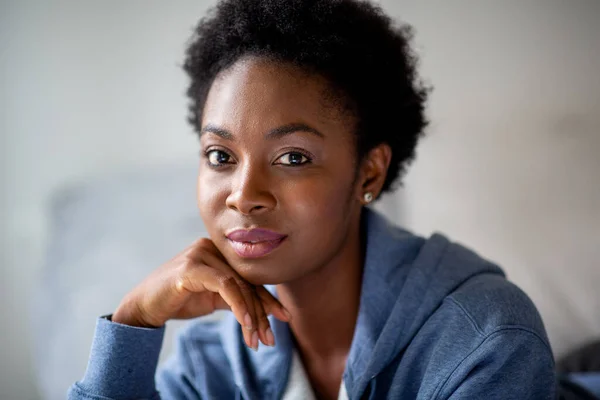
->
[283,169,356,238]
[272,172,357,281]
[290,179,350,219]
[197,171,228,226]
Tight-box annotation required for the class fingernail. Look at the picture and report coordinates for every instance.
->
[265,327,275,347]
[244,313,253,330]
[252,331,259,351]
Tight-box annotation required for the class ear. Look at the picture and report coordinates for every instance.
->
[356,143,392,204]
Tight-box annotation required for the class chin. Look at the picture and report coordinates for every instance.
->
[233,261,286,286]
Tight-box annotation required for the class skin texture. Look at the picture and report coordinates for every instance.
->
[113,55,391,400]
[197,56,391,399]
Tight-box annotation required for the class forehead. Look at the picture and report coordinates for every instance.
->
[201,56,355,138]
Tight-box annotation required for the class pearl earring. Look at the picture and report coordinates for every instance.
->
[363,192,373,203]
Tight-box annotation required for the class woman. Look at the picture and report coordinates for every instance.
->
[69,0,558,399]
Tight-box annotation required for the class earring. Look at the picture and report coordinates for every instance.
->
[363,192,373,203]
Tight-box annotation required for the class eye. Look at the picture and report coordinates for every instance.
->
[275,152,310,166]
[206,149,232,166]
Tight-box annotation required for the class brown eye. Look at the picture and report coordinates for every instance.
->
[276,152,309,166]
[207,150,232,166]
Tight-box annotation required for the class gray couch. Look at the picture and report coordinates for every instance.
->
[30,162,210,399]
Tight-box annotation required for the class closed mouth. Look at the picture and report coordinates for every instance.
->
[225,229,287,258]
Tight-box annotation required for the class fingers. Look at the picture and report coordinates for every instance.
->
[181,238,290,349]
[172,291,221,320]
[178,238,211,259]
[176,264,255,349]
[187,238,225,262]
[236,279,260,350]
[216,286,290,348]
[212,276,257,350]
[253,289,274,347]
[256,286,292,323]
[193,249,261,350]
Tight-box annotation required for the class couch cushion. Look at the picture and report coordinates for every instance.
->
[31,162,210,400]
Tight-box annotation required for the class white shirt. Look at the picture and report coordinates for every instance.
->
[281,349,349,400]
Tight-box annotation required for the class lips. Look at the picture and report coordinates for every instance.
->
[226,229,287,258]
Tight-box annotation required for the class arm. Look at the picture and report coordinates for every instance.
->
[67,316,206,400]
[67,316,165,400]
[68,237,290,399]
[437,328,556,400]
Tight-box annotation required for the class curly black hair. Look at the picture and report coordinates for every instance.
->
[183,0,429,193]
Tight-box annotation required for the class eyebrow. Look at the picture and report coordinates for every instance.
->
[200,123,324,141]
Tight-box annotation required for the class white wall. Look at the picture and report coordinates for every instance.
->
[1,2,211,398]
[382,0,600,358]
[1,1,599,398]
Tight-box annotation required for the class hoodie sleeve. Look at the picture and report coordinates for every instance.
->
[67,315,166,400]
[436,328,556,400]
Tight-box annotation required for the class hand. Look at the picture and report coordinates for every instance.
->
[112,238,291,350]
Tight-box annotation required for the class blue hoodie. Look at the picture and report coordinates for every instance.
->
[68,208,556,399]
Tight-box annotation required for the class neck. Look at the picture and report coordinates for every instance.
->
[275,211,364,361]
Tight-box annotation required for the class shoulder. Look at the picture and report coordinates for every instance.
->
[430,260,556,398]
[446,272,549,345]
[432,276,557,399]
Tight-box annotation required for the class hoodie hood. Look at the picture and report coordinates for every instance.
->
[219,207,505,399]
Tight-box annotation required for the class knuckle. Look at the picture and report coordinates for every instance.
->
[236,280,253,295]
[219,275,237,291]
[176,264,198,286]
[188,238,219,263]
[179,257,196,273]
[174,273,192,293]
[195,238,214,252]
[174,263,205,293]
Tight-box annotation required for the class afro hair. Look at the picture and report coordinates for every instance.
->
[183,0,429,193]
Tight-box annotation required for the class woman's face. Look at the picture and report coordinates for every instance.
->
[197,57,364,285]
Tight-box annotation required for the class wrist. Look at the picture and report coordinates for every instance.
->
[112,299,159,328]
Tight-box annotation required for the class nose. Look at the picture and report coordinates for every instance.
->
[225,164,276,215]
